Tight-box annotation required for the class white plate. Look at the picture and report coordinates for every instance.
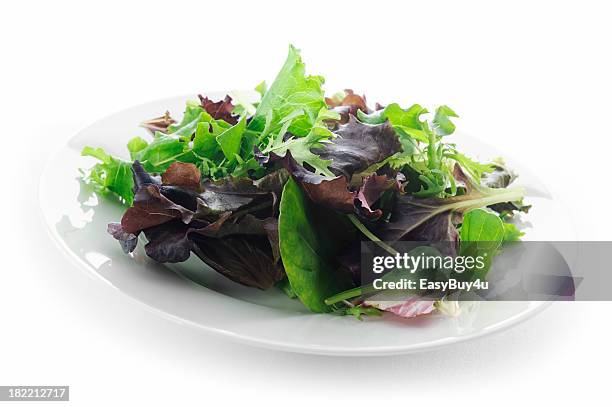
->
[39,93,570,356]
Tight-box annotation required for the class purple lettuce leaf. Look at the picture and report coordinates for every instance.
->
[108,162,288,289]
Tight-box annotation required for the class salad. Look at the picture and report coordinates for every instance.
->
[82,45,529,320]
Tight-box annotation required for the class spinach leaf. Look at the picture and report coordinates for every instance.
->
[459,208,506,279]
[278,178,354,312]
[460,208,505,242]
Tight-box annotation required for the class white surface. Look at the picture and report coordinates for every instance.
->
[2,0,611,404]
[40,93,563,355]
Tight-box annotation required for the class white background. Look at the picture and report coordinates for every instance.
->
[2,0,611,405]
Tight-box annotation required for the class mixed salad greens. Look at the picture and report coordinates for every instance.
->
[82,45,530,319]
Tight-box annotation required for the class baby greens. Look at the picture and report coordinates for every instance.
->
[81,45,530,321]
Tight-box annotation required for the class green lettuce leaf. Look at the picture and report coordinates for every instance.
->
[127,136,148,160]
[132,134,190,173]
[249,45,327,137]
[255,80,267,98]
[260,108,339,176]
[432,105,459,136]
[502,222,524,241]
[81,147,134,205]
[192,122,221,159]
[167,102,210,136]
[216,116,246,160]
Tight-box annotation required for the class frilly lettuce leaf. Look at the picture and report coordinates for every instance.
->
[249,45,327,137]
[260,107,339,176]
[432,105,459,136]
[81,147,134,205]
